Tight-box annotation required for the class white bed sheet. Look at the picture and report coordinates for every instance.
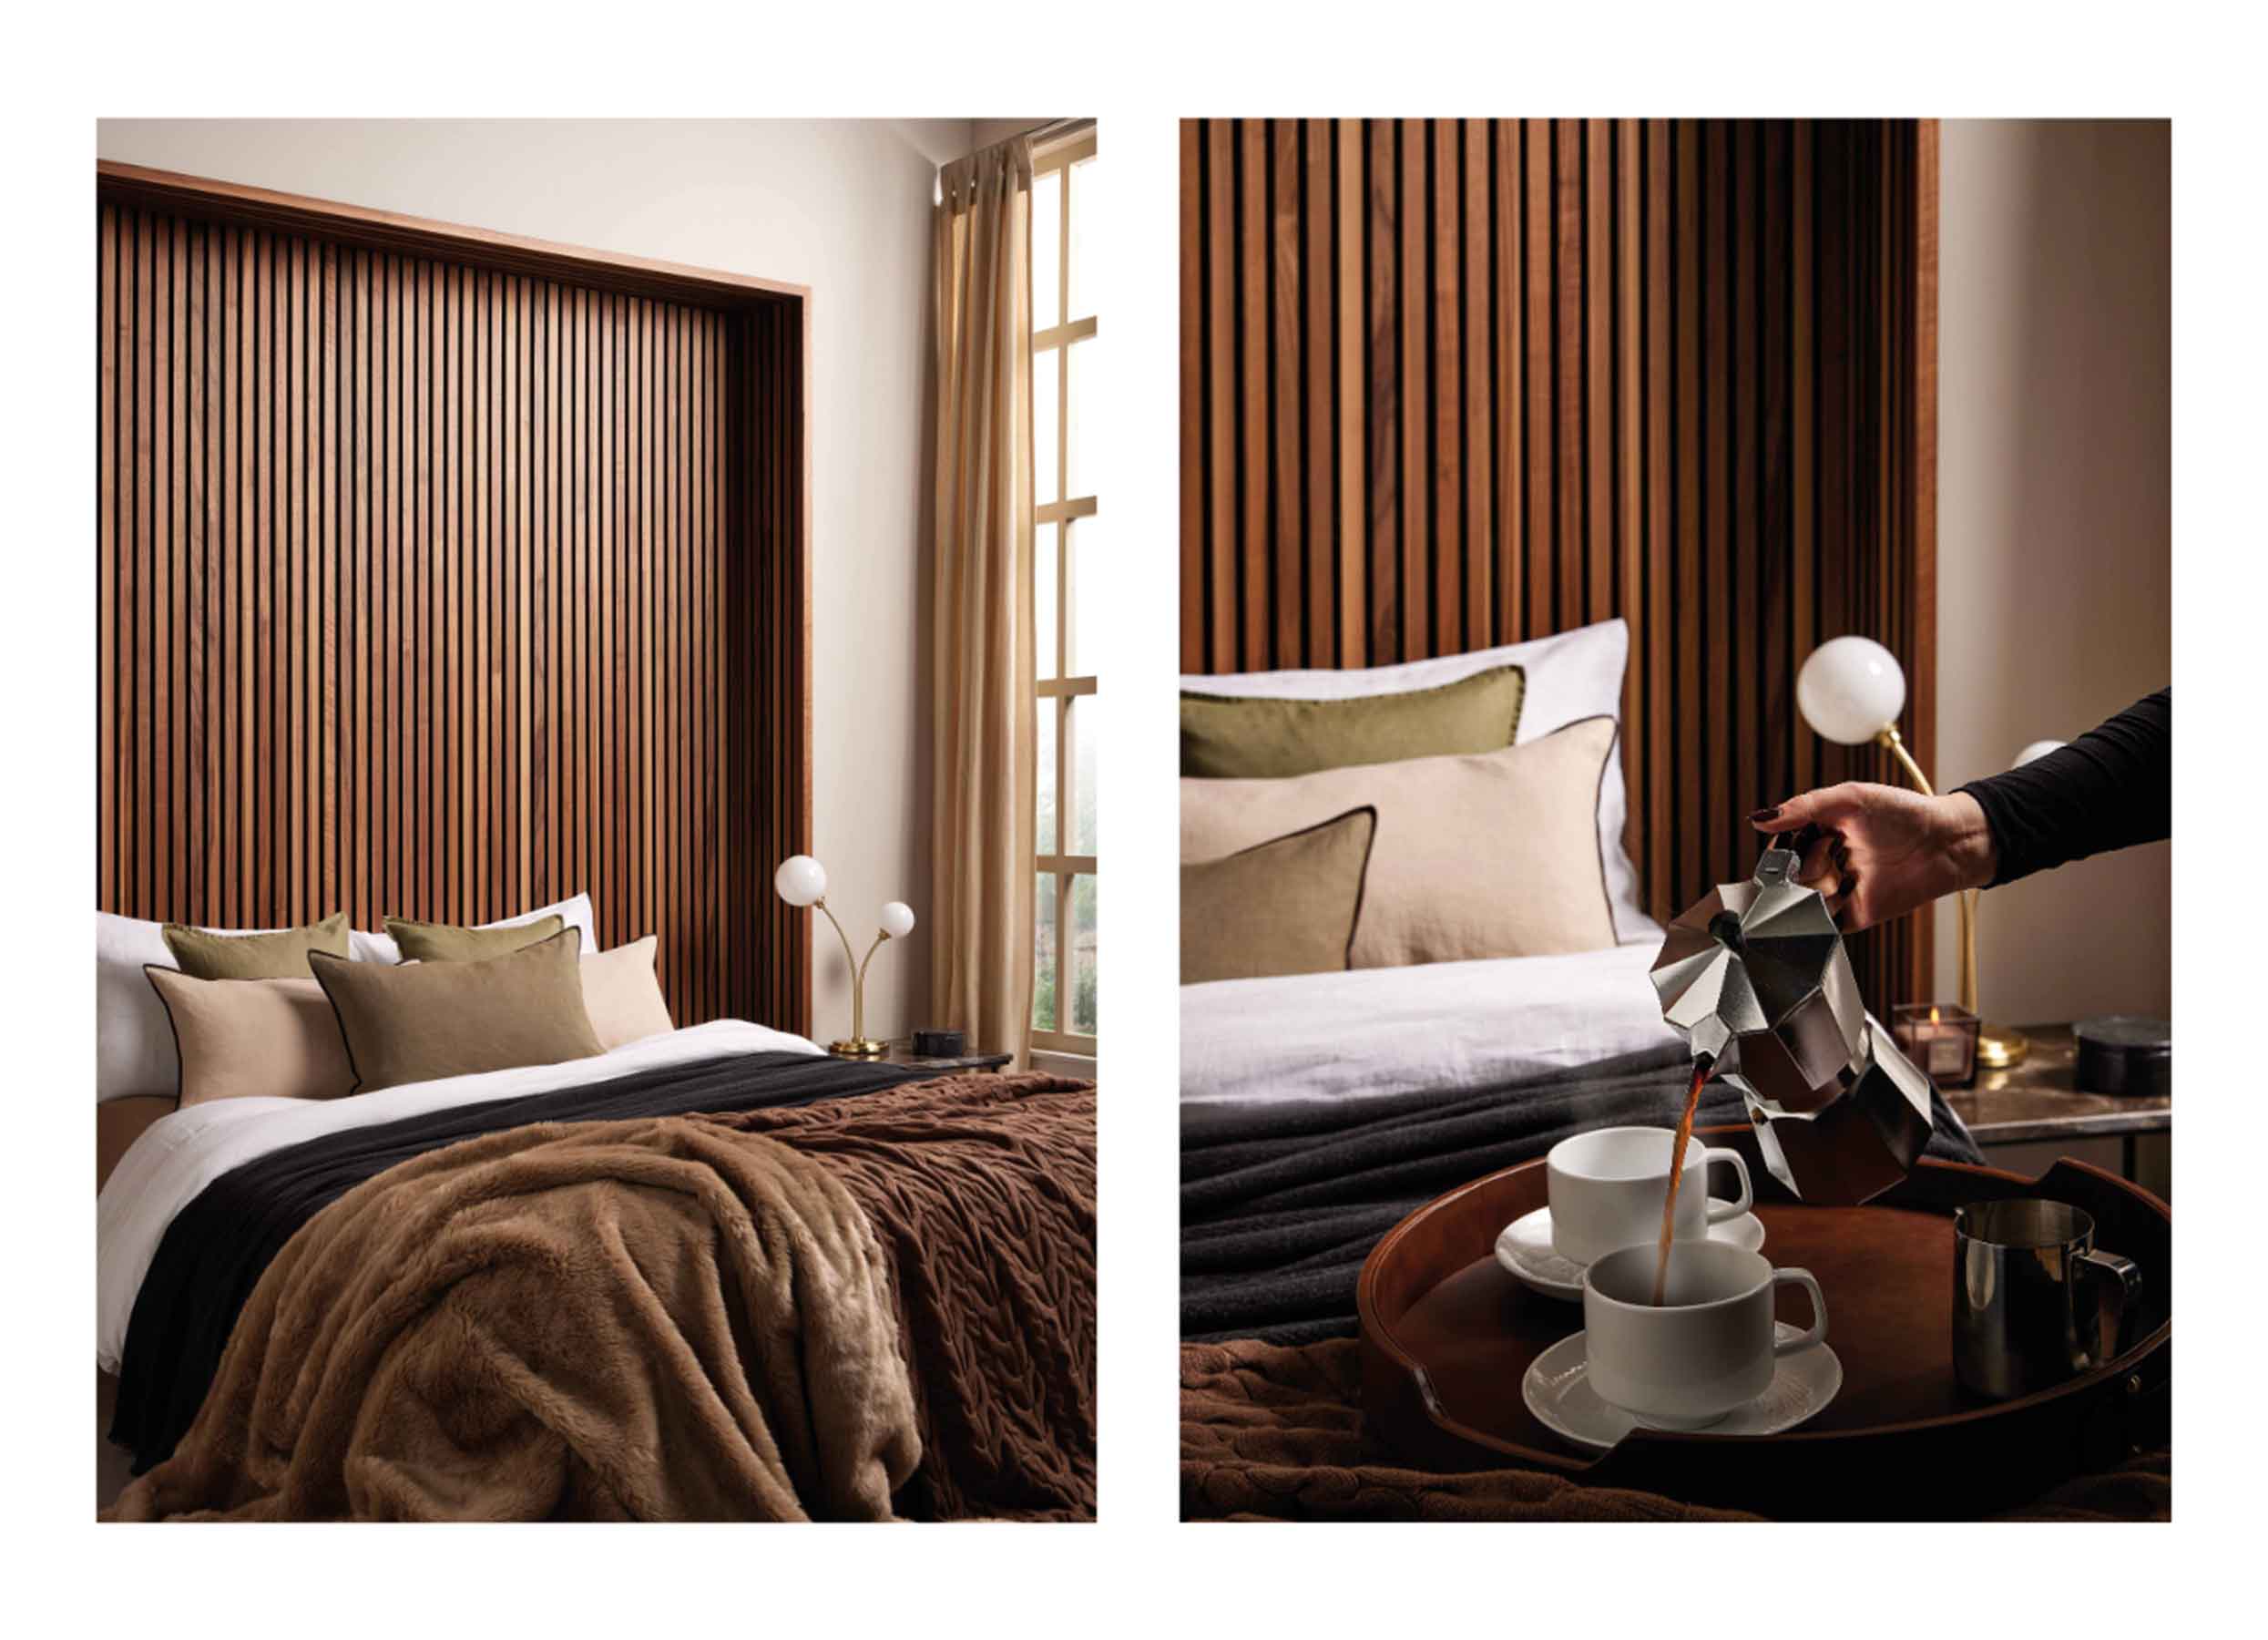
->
[97,1019,820,1373]
[1180,940,1681,1130]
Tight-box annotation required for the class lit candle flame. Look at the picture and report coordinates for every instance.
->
[1929,1005,1941,1024]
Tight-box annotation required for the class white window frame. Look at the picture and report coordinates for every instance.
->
[1033,128,1097,1056]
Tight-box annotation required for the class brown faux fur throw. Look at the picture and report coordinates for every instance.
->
[108,1072,1097,1522]
[1182,1338,2171,1522]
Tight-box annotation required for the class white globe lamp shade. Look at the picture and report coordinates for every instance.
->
[773,855,828,907]
[1796,636,1907,746]
[2013,739,2066,770]
[879,901,917,939]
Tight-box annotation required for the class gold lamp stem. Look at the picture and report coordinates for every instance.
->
[1873,725,2026,1070]
[814,898,888,1058]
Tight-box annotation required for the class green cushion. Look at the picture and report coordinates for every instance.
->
[161,912,351,980]
[310,928,602,1094]
[385,914,566,964]
[1180,807,1376,985]
[1180,665,1525,778]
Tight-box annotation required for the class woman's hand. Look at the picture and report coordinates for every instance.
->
[1749,784,1998,931]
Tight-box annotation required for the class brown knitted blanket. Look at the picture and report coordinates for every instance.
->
[108,1072,1094,1522]
[1182,1338,2169,1522]
[705,1071,1098,1521]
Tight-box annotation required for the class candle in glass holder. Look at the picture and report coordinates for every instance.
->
[1892,1002,1979,1088]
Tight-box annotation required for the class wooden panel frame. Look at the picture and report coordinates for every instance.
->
[1178,121,1939,1017]
[97,162,814,1036]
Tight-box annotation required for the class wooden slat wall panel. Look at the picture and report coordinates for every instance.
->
[97,196,809,1035]
[1180,118,1937,1017]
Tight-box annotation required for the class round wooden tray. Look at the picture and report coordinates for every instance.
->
[1357,1144,2170,1519]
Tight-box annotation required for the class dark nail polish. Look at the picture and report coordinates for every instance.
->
[1837,874,1856,897]
[1748,806,1781,824]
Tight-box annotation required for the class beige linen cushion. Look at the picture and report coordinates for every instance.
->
[1180,716,1620,969]
[581,936,676,1051]
[1180,807,1377,985]
[310,927,604,1094]
[144,970,356,1107]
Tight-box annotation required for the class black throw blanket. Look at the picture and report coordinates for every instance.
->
[1182,1051,1985,1345]
[112,1050,925,1472]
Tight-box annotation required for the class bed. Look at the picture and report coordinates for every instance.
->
[101,1009,1096,1522]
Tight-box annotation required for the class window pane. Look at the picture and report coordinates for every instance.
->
[1034,343,1060,507]
[1037,697,1057,855]
[1065,334,1094,500]
[1067,156,1097,323]
[1067,514,1098,679]
[1036,521,1059,681]
[1070,873,1097,1035]
[1031,169,1061,332]
[1068,694,1098,856]
[1033,872,1058,1032]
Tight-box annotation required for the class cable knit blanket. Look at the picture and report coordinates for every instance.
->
[1181,1339,2170,1522]
[107,1071,1094,1522]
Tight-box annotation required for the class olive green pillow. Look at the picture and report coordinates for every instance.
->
[161,912,351,980]
[1180,664,1526,778]
[1181,807,1377,985]
[384,913,565,964]
[309,927,603,1094]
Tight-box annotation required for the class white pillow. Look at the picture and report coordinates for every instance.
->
[1181,617,1658,945]
[97,911,283,1105]
[96,891,601,1104]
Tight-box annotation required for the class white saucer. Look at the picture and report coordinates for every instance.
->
[1493,1206,1767,1302]
[1521,1322,1843,1451]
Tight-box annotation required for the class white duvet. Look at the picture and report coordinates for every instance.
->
[1180,938,1682,1129]
[96,1020,821,1373]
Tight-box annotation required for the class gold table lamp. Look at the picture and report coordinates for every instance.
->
[772,855,917,1058]
[1795,637,2028,1069]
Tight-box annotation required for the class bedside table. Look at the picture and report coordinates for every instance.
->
[1937,1024,2170,1196]
[837,1040,1014,1074]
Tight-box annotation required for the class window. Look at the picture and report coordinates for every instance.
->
[1032,128,1097,1056]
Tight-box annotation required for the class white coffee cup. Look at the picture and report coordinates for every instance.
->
[1545,1125,1753,1266]
[1581,1240,1829,1428]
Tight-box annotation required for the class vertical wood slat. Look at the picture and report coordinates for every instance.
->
[96,187,809,1035]
[1179,118,1938,1017]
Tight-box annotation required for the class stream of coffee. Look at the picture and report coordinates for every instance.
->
[1652,1055,1715,1307]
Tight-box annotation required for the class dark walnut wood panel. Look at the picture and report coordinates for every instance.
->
[96,169,812,1036]
[1179,118,1938,1018]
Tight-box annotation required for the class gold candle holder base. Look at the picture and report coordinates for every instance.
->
[1977,1023,2029,1071]
[829,1038,888,1060]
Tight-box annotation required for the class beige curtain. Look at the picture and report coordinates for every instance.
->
[930,138,1037,1063]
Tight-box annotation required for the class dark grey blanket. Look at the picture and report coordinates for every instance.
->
[1181,1051,1984,1344]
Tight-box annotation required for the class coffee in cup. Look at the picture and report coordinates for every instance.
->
[1581,1240,1827,1429]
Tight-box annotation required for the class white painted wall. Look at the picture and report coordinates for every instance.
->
[1934,120,2171,1025]
[95,118,976,1043]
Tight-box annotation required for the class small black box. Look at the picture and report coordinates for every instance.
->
[912,1028,967,1059]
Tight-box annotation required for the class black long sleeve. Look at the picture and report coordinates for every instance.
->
[1956,689,2169,888]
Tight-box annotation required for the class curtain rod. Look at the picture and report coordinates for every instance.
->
[982,116,1095,154]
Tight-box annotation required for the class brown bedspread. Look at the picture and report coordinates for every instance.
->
[108,1072,1095,1522]
[1181,1339,2169,1522]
